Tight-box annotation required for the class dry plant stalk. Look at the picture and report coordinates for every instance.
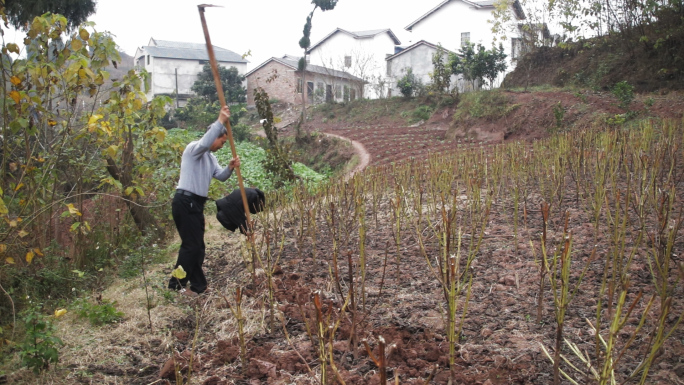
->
[363,336,388,385]
[299,290,349,385]
[223,288,247,372]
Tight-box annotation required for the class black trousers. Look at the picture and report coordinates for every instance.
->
[168,193,208,293]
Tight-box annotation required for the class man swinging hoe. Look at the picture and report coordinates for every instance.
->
[168,4,264,297]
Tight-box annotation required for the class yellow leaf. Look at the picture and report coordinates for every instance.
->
[71,39,83,50]
[0,200,7,215]
[106,145,118,158]
[100,121,112,135]
[10,76,21,86]
[5,257,14,264]
[26,250,34,264]
[48,119,57,126]
[171,266,187,279]
[54,309,67,318]
[88,114,103,125]
[14,183,23,191]
[79,29,90,41]
[66,203,82,216]
[8,220,17,228]
[124,186,133,196]
[33,248,44,257]
[0,244,6,254]
[9,90,20,104]
[18,230,28,238]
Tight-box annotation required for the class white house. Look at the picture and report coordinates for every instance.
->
[306,28,401,99]
[405,0,525,85]
[386,40,459,97]
[134,38,248,107]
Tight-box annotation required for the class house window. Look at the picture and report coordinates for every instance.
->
[297,78,303,94]
[461,32,470,48]
[199,60,208,65]
[335,86,341,99]
[350,88,356,101]
[146,55,150,65]
[344,55,351,68]
[386,60,391,76]
[316,82,324,103]
[343,85,349,102]
[511,38,523,59]
[307,81,314,103]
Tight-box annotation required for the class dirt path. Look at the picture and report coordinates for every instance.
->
[320,132,370,180]
[255,128,371,180]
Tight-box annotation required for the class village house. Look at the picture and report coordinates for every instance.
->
[245,56,364,107]
[306,28,401,99]
[385,40,459,96]
[404,0,526,85]
[134,38,248,107]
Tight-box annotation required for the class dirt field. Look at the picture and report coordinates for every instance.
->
[8,91,684,385]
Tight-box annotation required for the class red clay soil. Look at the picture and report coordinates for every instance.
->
[60,91,684,385]
[186,187,684,385]
[305,90,684,171]
[148,91,684,385]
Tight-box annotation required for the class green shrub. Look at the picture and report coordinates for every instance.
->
[553,101,565,130]
[74,298,124,326]
[401,105,435,124]
[397,68,424,98]
[232,123,252,142]
[612,81,634,109]
[20,305,64,373]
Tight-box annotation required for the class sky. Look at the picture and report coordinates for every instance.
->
[75,0,433,71]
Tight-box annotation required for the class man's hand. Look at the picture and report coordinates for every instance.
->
[229,156,240,170]
[218,105,231,125]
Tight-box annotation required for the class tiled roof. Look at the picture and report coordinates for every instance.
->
[245,57,364,83]
[142,39,247,63]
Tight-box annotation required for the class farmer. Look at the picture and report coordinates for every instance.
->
[168,105,239,296]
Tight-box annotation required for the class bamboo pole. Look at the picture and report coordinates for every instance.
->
[198,4,253,236]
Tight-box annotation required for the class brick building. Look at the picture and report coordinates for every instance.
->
[245,56,364,107]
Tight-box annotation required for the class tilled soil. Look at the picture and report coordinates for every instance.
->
[183,190,684,385]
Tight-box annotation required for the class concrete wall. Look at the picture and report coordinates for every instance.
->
[408,1,521,85]
[387,44,461,96]
[135,51,247,103]
[308,31,397,99]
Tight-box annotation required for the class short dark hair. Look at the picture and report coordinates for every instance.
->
[207,125,228,137]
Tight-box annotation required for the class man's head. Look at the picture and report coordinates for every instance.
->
[209,126,228,152]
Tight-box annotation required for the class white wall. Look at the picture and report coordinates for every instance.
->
[387,44,460,96]
[408,1,521,85]
[135,51,247,103]
[308,31,397,99]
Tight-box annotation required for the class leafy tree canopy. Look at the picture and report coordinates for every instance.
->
[191,63,246,104]
[3,0,96,30]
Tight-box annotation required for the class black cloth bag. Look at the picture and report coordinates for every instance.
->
[215,188,265,234]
